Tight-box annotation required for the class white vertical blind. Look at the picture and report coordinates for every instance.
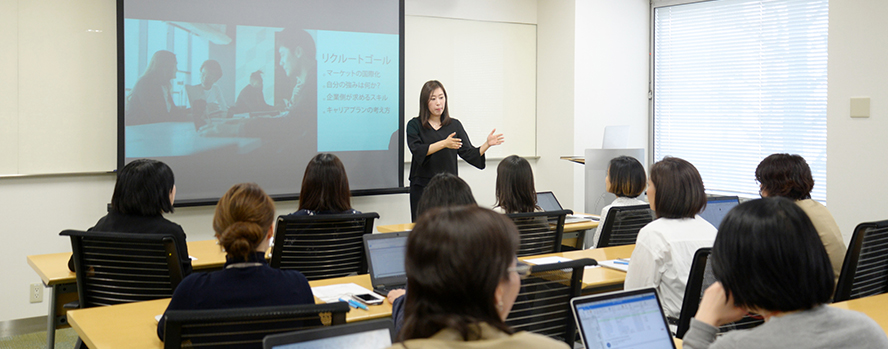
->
[653,0,828,202]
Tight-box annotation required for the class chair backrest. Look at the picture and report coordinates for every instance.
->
[596,204,655,248]
[834,220,888,302]
[506,258,596,345]
[60,229,185,308]
[270,212,379,280]
[162,302,350,349]
[507,209,571,257]
[675,248,763,339]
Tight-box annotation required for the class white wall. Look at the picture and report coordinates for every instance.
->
[571,0,651,212]
[826,0,888,243]
[0,0,542,323]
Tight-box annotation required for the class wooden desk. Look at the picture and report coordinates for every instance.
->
[377,214,600,248]
[519,244,634,294]
[27,239,227,348]
[66,274,392,349]
[830,293,888,336]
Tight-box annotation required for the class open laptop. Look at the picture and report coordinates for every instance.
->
[571,288,676,349]
[699,196,740,228]
[263,319,394,349]
[536,191,597,224]
[363,231,409,297]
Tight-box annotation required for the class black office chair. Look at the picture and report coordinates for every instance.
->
[270,212,379,280]
[506,258,597,345]
[675,248,763,339]
[162,302,350,349]
[61,230,185,308]
[506,210,571,257]
[833,219,888,302]
[596,204,655,248]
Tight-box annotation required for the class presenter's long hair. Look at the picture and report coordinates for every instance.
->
[400,206,519,341]
[494,155,539,213]
[298,154,352,212]
[418,80,451,129]
[111,159,175,216]
[213,183,276,261]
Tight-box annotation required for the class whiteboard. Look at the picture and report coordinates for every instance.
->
[404,16,537,160]
[0,4,538,176]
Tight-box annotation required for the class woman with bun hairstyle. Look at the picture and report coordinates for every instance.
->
[157,183,314,340]
[287,153,360,216]
[493,155,539,214]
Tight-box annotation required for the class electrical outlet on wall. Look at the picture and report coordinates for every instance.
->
[30,283,43,303]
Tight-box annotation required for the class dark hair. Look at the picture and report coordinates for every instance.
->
[278,29,316,63]
[400,206,519,341]
[141,50,177,87]
[111,159,175,216]
[712,197,834,312]
[298,154,351,212]
[649,157,707,218]
[495,155,539,213]
[213,183,276,261]
[755,154,814,200]
[200,59,223,80]
[416,173,477,216]
[607,156,646,198]
[418,80,451,129]
[250,70,263,82]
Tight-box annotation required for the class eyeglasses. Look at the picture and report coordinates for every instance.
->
[508,261,532,279]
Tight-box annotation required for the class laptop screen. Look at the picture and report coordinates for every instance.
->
[699,196,740,228]
[264,319,393,349]
[572,289,675,349]
[535,191,563,212]
[366,233,408,280]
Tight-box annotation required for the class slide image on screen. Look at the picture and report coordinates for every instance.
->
[121,0,402,203]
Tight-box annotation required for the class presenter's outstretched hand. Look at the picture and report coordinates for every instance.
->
[487,129,505,147]
[443,132,463,149]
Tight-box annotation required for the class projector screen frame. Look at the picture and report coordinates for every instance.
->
[116,0,407,207]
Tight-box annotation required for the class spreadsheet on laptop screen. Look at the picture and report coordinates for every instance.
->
[271,328,391,349]
[575,293,673,349]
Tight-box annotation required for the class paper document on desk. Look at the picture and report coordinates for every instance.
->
[598,259,630,272]
[312,283,375,303]
[523,256,572,265]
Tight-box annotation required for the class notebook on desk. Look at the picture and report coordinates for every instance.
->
[536,191,596,223]
[263,319,394,349]
[363,231,409,297]
[571,288,676,349]
[699,196,740,228]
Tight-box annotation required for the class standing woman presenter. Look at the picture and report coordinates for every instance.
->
[407,80,504,221]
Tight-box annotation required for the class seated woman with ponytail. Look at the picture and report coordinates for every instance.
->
[157,183,315,339]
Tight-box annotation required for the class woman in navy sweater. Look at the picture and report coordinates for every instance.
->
[157,183,314,340]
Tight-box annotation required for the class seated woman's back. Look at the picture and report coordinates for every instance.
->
[494,155,539,214]
[389,206,569,349]
[288,153,361,216]
[157,183,314,340]
[586,155,647,248]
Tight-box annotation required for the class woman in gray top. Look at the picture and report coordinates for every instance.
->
[683,197,888,349]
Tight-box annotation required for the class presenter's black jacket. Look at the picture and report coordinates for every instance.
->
[67,211,193,275]
[406,117,485,186]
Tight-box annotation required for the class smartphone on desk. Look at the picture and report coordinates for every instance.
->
[352,293,384,306]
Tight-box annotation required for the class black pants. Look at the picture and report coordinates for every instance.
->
[409,183,425,222]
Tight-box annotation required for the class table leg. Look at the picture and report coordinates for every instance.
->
[45,284,57,349]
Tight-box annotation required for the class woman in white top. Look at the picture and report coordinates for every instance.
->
[624,157,717,320]
[585,156,648,248]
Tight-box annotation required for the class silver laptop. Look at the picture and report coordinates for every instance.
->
[535,191,596,223]
[571,288,676,349]
[363,232,409,297]
[699,196,740,228]
[263,319,394,349]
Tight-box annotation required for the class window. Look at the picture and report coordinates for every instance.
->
[652,0,828,201]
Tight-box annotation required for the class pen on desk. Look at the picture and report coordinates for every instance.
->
[339,298,358,309]
[614,260,629,265]
[347,298,369,310]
